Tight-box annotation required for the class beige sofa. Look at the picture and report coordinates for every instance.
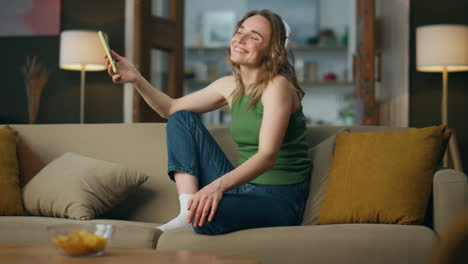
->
[1,123,467,264]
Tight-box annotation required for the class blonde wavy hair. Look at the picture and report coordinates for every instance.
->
[228,10,304,109]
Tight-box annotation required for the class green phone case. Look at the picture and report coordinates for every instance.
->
[98,31,118,74]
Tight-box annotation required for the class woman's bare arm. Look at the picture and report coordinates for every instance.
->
[106,50,234,119]
[131,74,233,118]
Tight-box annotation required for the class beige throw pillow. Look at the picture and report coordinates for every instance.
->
[23,152,149,220]
[302,129,349,225]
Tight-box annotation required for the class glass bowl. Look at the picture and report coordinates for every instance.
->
[46,223,114,257]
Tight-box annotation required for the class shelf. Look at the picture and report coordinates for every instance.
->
[184,79,216,85]
[184,79,354,86]
[301,81,355,86]
[186,46,229,51]
[185,45,348,52]
[291,45,348,51]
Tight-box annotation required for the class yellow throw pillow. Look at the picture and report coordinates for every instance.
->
[317,125,446,225]
[0,128,25,215]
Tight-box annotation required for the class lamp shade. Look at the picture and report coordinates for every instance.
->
[60,30,107,71]
[417,24,468,72]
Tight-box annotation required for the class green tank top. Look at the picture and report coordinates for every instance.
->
[230,93,311,185]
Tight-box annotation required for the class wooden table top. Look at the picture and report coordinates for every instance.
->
[0,244,261,264]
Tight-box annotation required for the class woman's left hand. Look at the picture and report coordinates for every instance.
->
[187,181,224,227]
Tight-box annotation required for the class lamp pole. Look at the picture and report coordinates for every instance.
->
[80,64,86,124]
[442,67,448,126]
[442,67,449,167]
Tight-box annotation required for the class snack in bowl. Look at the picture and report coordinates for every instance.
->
[46,224,114,257]
[53,229,107,255]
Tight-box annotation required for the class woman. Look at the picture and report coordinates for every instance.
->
[105,9,311,236]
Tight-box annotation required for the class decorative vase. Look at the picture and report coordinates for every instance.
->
[22,56,48,124]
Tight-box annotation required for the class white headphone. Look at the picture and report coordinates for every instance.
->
[282,19,292,50]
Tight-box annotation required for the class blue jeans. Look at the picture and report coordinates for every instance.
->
[166,110,309,236]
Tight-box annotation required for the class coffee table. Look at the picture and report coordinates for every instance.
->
[0,244,261,264]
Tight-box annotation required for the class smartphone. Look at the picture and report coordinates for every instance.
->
[98,31,119,74]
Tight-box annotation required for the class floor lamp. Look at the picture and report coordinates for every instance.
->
[60,30,107,123]
[416,24,468,172]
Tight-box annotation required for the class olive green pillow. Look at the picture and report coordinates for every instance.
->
[23,152,149,220]
[317,125,446,225]
[0,128,25,215]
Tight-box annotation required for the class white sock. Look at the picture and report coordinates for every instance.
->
[157,194,194,232]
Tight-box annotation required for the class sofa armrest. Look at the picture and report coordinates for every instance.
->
[433,169,468,235]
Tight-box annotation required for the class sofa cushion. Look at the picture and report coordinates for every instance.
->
[0,128,24,215]
[157,224,435,264]
[0,216,162,249]
[3,125,45,187]
[302,129,349,225]
[9,123,179,224]
[318,125,446,225]
[23,152,149,220]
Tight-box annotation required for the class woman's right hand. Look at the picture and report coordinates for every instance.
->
[105,50,141,84]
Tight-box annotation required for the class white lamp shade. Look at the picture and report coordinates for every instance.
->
[417,24,468,72]
[60,30,107,71]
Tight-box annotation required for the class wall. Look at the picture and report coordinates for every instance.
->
[319,0,352,39]
[410,0,468,171]
[184,0,248,47]
[0,0,125,124]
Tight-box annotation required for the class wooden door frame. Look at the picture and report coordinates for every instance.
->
[355,0,410,127]
[124,0,184,123]
[355,0,378,125]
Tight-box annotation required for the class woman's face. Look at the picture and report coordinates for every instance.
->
[230,15,272,68]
